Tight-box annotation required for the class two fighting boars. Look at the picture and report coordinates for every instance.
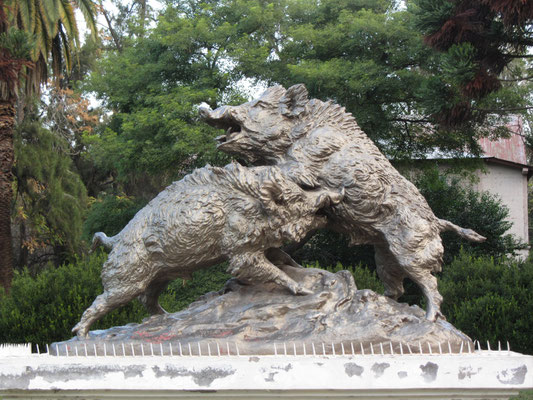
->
[201,84,486,321]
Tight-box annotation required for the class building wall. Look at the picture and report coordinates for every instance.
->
[474,161,529,248]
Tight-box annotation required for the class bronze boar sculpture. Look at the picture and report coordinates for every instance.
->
[73,162,342,338]
[200,84,486,322]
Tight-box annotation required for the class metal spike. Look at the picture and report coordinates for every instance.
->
[399,342,403,355]
[447,341,452,354]
[284,342,287,356]
[370,343,374,355]
[170,343,173,357]
[406,343,412,354]
[84,343,88,357]
[217,342,221,356]
[75,346,79,357]
[293,342,297,356]
[459,341,464,354]
[467,341,471,353]
[122,343,125,357]
[379,342,384,355]
[438,342,442,355]
[198,342,201,356]
[498,341,501,352]
[303,343,306,356]
[274,343,278,356]
[351,342,355,355]
[188,343,192,356]
[179,342,183,356]
[389,342,394,355]
[160,343,164,356]
[56,344,59,357]
[207,343,211,357]
[235,343,240,357]
[476,340,481,351]
[360,342,364,356]
[418,341,422,354]
[93,343,97,357]
[332,342,336,356]
[226,342,229,356]
[103,343,107,357]
[46,344,50,355]
[36,344,40,355]
[150,343,154,356]
[131,343,135,357]
[507,341,510,352]
[427,342,432,355]
[65,344,69,357]
[312,342,316,356]
[112,343,116,357]
[487,341,491,351]
[322,342,326,355]
[141,343,145,357]
[341,342,345,355]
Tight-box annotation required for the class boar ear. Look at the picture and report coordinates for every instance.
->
[259,181,285,211]
[280,84,308,117]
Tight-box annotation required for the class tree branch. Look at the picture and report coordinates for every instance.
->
[499,75,533,82]
[473,106,533,114]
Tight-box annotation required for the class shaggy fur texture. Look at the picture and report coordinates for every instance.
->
[74,162,341,337]
[201,85,485,322]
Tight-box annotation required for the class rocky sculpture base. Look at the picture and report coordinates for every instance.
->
[59,266,471,355]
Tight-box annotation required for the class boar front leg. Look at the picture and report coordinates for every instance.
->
[228,251,312,295]
[265,247,303,269]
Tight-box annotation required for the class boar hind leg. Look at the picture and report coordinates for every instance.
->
[72,287,141,338]
[139,279,169,315]
[374,245,406,300]
[407,268,444,322]
[229,252,312,295]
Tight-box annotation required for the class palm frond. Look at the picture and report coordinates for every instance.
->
[73,0,97,40]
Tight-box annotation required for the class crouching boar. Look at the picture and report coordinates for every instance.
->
[200,85,486,322]
[73,162,342,338]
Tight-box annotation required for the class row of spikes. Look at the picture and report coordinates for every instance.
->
[1,340,512,358]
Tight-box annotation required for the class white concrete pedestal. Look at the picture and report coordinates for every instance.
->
[1,344,532,399]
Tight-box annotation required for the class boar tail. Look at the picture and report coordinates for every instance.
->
[438,219,486,243]
[91,232,118,252]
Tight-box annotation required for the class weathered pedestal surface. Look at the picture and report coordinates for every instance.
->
[59,266,471,356]
[1,344,532,399]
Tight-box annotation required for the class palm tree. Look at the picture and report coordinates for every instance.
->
[0,0,97,292]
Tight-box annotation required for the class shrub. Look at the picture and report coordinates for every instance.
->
[439,251,533,355]
[416,167,523,263]
[0,252,230,347]
[82,195,146,240]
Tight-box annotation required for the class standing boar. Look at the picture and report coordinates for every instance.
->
[200,85,486,322]
[73,162,342,338]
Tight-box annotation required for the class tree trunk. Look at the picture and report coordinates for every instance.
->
[0,98,15,293]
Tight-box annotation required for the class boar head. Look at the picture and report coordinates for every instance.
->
[200,84,309,164]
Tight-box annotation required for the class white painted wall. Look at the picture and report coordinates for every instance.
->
[474,162,529,248]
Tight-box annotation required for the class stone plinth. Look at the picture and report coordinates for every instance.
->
[1,344,532,399]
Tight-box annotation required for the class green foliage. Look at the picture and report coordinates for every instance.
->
[82,195,146,239]
[0,27,34,59]
[415,167,523,263]
[14,120,88,257]
[439,251,533,355]
[511,391,533,400]
[0,252,144,347]
[0,252,231,346]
